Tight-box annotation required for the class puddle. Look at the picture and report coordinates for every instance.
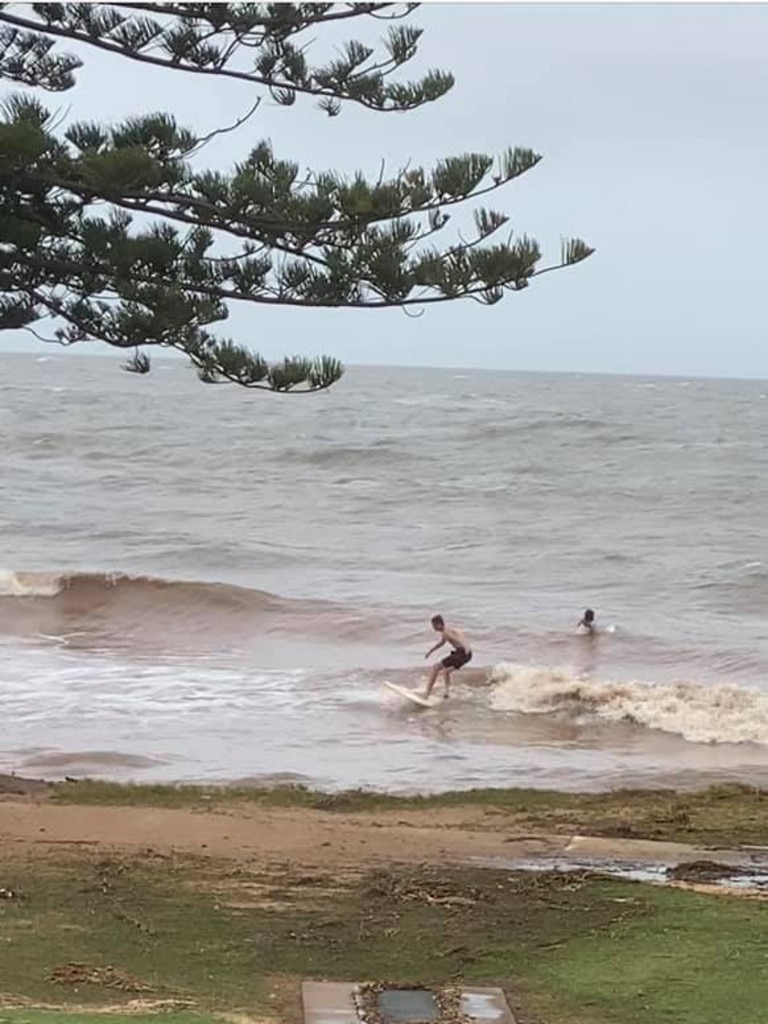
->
[468,855,768,892]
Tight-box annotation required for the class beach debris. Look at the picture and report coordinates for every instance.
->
[666,860,757,883]
[364,868,481,907]
[47,962,152,992]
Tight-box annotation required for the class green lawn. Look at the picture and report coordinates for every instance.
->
[0,848,765,1024]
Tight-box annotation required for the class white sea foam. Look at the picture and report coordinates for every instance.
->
[488,662,768,746]
[0,571,64,597]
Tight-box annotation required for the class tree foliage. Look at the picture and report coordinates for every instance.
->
[0,3,594,392]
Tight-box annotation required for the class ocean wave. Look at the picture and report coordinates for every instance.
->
[488,662,768,746]
[691,562,768,611]
[0,570,399,651]
[280,441,413,468]
[471,415,614,441]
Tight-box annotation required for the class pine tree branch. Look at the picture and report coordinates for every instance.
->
[188,97,262,155]
[121,3,407,33]
[1,4,595,393]
[12,240,589,311]
[0,6,446,111]
[27,145,539,243]
[27,284,341,392]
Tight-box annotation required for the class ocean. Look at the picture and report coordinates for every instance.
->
[1,352,767,792]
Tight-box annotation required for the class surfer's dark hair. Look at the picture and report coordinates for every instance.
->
[583,608,595,623]
[431,614,444,628]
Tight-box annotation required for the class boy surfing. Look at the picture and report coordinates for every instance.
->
[424,614,472,699]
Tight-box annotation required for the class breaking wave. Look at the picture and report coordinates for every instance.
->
[488,662,768,746]
[0,570,393,652]
[0,569,278,603]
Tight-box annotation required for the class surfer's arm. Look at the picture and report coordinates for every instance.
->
[425,638,446,659]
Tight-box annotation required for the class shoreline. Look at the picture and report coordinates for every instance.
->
[2,771,767,848]
[2,772,767,892]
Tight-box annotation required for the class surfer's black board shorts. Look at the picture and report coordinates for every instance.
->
[441,648,472,670]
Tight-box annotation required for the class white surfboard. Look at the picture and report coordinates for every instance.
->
[383,681,437,708]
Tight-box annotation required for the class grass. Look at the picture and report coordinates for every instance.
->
[0,1015,222,1024]
[48,779,571,812]
[0,848,766,1024]
[48,780,768,846]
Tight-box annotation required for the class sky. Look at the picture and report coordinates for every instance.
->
[5,2,768,378]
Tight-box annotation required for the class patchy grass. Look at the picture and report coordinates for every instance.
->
[0,1014,223,1024]
[47,780,570,813]
[0,848,766,1024]
[48,780,768,846]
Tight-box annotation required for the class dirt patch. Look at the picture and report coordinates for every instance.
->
[364,868,483,907]
[666,859,747,882]
[0,800,559,869]
[209,866,359,913]
[0,773,51,796]
[47,963,153,993]
[0,996,196,1013]
[668,880,768,901]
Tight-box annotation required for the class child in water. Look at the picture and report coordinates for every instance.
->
[577,608,596,634]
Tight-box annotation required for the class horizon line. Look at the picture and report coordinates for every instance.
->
[0,347,765,385]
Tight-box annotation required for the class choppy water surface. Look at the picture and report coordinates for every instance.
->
[1,353,767,791]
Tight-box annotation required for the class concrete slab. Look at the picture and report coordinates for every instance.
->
[302,983,516,1024]
[460,988,516,1024]
[302,981,359,1024]
[564,834,750,866]
[378,989,439,1022]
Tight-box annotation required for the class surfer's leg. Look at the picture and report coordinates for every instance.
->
[449,651,471,695]
[425,662,442,698]
[434,651,459,698]
[442,667,453,698]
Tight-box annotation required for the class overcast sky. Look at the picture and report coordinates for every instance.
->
[6,2,768,378]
